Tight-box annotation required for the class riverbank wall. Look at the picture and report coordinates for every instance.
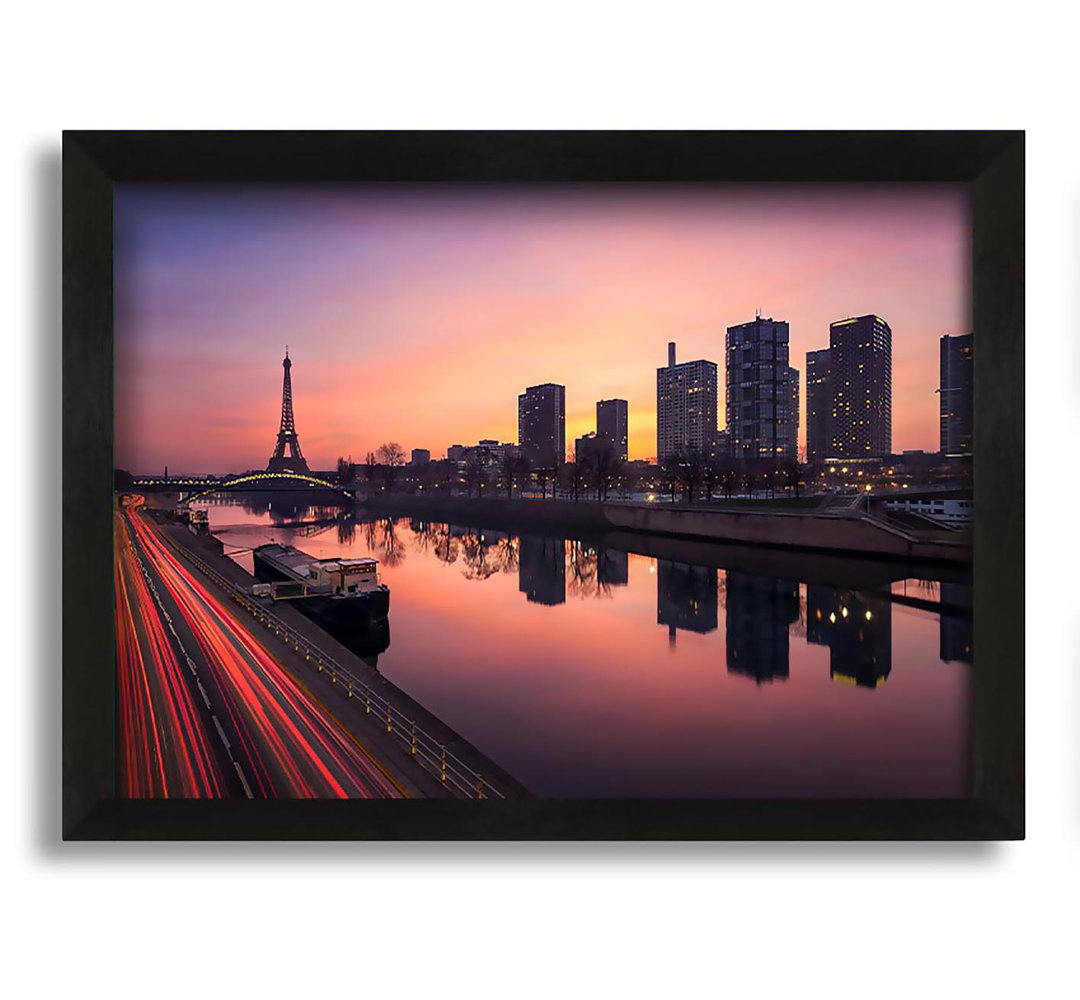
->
[362,494,971,566]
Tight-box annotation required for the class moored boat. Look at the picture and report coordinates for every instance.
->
[252,542,390,627]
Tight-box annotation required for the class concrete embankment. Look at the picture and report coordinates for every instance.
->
[363,494,971,566]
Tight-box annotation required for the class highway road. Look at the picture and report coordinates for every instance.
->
[114,496,405,799]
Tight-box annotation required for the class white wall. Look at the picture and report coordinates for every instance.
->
[5,3,1071,999]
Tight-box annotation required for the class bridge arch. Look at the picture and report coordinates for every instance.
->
[179,471,355,505]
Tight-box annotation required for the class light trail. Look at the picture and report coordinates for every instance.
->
[115,504,227,797]
[114,495,404,799]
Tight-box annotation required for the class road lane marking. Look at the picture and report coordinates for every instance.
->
[233,761,254,799]
[212,715,231,751]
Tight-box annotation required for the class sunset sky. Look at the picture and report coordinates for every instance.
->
[114,183,970,474]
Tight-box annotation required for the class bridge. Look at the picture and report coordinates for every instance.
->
[131,471,355,503]
[173,471,355,505]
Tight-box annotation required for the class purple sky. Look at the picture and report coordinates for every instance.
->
[114,183,970,473]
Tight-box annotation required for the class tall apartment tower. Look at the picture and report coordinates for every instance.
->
[725,316,796,461]
[828,314,892,459]
[596,398,629,461]
[805,348,832,464]
[939,333,974,456]
[517,382,566,468]
[656,342,718,463]
[784,366,800,462]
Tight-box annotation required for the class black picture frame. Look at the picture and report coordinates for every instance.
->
[63,130,1023,840]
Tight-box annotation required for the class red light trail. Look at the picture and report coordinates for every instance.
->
[115,496,404,799]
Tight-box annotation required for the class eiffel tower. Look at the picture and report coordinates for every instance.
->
[267,347,310,474]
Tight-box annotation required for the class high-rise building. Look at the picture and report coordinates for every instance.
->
[708,428,731,462]
[410,448,431,465]
[574,432,606,465]
[517,383,566,469]
[939,333,974,456]
[656,342,718,463]
[784,365,800,462]
[725,316,796,461]
[596,398,628,461]
[805,348,832,464]
[596,398,629,461]
[829,314,892,459]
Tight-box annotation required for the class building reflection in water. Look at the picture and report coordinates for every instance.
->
[656,560,718,645]
[724,572,800,683]
[598,549,628,588]
[518,535,566,606]
[806,586,892,688]
[939,582,973,664]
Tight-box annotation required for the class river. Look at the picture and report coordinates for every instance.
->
[198,497,973,799]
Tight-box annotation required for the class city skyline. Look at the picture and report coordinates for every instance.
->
[114,184,969,473]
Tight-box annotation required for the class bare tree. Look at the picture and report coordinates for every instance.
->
[533,447,560,500]
[702,454,721,504]
[464,449,489,497]
[336,455,356,485]
[498,451,530,499]
[428,459,456,495]
[589,437,624,502]
[363,451,379,493]
[559,459,588,502]
[669,445,707,503]
[742,458,757,500]
[778,458,802,499]
[720,457,739,501]
[659,454,681,502]
[376,441,406,466]
[374,442,406,492]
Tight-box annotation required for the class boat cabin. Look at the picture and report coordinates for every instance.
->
[306,557,381,596]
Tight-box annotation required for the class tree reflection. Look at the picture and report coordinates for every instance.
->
[432,523,460,565]
[336,516,356,545]
[567,541,602,599]
[461,531,500,580]
[362,517,407,567]
[410,519,436,552]
[493,535,520,574]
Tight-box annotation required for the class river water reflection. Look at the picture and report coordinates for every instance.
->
[202,499,973,799]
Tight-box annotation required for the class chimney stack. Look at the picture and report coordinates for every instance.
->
[668,342,676,367]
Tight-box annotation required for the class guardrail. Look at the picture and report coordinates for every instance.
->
[152,517,507,800]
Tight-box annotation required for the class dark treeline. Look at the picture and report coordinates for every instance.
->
[343,439,808,505]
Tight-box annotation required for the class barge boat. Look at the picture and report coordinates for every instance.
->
[252,542,390,629]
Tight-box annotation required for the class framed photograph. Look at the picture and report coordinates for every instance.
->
[63,131,1022,839]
